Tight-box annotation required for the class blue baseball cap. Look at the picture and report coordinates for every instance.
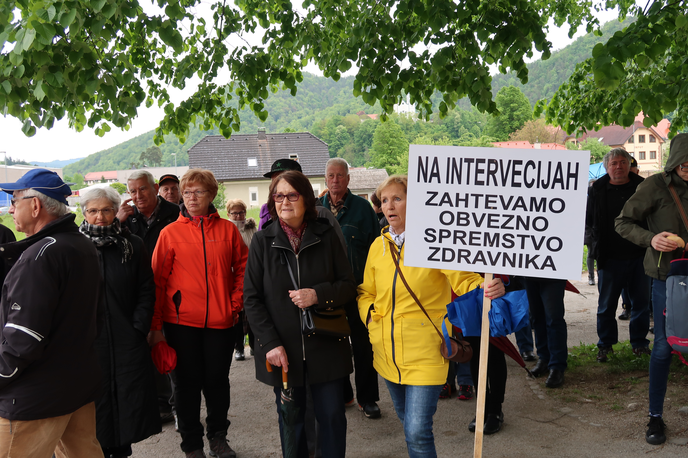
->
[0,169,72,205]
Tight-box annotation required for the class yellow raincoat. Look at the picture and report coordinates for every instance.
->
[357,230,484,386]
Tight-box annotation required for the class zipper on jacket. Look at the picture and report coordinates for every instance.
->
[390,242,402,384]
[201,218,210,328]
[279,237,321,362]
[295,240,319,361]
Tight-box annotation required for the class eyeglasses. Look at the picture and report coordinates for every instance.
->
[182,190,208,198]
[229,211,246,216]
[85,208,114,216]
[10,196,35,207]
[680,164,688,171]
[273,192,300,203]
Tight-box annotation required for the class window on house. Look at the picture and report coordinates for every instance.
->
[289,154,299,162]
[311,183,321,197]
[629,152,635,157]
[650,151,657,159]
[638,135,646,143]
[650,135,656,143]
[247,158,258,167]
[628,136,634,143]
[639,151,646,160]
[249,187,258,205]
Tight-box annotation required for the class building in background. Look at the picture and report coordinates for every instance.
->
[0,165,63,207]
[348,168,389,200]
[187,129,330,208]
[565,113,669,176]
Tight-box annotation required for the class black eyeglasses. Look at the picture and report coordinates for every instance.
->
[10,196,35,207]
[273,192,300,203]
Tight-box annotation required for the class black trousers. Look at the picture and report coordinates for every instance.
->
[275,374,347,458]
[343,301,379,404]
[465,336,507,415]
[232,311,254,352]
[164,323,234,453]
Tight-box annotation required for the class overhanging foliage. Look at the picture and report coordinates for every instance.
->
[0,0,645,144]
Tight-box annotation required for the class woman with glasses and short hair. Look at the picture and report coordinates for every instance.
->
[79,186,161,458]
[149,169,247,458]
[225,199,257,361]
[244,171,356,458]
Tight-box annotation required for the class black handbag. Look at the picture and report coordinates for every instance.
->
[281,251,351,338]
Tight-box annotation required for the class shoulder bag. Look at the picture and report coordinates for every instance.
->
[280,251,351,338]
[388,241,472,363]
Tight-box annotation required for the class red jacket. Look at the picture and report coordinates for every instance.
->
[151,210,247,330]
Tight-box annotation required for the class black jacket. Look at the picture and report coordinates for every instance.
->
[244,218,356,387]
[0,224,15,285]
[0,214,102,420]
[122,196,180,254]
[93,232,161,448]
[586,172,645,263]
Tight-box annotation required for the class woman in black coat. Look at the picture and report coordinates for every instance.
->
[244,171,356,458]
[80,187,160,458]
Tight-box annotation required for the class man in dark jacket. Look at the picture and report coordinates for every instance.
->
[0,169,104,457]
[319,158,381,419]
[616,133,688,446]
[116,170,180,254]
[116,169,180,425]
[586,148,651,363]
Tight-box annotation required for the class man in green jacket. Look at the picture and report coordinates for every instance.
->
[319,158,381,419]
[615,132,688,446]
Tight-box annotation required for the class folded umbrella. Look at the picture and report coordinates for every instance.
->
[267,361,299,458]
[447,288,532,375]
[447,289,529,337]
[151,341,177,374]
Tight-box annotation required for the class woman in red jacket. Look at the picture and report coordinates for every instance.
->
[149,169,247,458]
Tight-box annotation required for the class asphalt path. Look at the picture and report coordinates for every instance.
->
[133,277,688,457]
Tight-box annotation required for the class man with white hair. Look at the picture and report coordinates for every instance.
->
[586,148,650,363]
[0,169,104,457]
[319,158,382,419]
[117,170,180,427]
[117,170,180,255]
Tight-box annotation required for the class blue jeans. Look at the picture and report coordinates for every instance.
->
[524,277,568,370]
[596,257,651,349]
[649,280,674,416]
[274,377,346,458]
[384,381,443,458]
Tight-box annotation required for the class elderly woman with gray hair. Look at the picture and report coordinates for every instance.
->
[226,198,257,361]
[79,186,160,458]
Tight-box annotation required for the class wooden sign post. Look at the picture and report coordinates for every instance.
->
[473,272,493,458]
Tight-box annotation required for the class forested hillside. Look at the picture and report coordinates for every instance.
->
[65,18,634,176]
[490,17,635,105]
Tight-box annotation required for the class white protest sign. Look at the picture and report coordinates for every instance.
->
[405,145,590,280]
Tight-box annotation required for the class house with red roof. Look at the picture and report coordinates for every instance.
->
[565,113,669,175]
[84,170,118,185]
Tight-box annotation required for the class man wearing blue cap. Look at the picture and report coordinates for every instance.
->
[0,169,105,457]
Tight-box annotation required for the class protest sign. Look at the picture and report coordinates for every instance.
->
[405,145,589,280]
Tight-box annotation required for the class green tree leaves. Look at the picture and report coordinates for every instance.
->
[1,0,664,146]
[485,86,533,141]
[546,1,688,137]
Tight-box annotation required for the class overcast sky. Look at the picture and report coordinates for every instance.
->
[0,8,620,164]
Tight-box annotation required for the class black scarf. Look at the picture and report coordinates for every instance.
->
[79,218,132,263]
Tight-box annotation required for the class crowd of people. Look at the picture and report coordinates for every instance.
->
[0,134,687,457]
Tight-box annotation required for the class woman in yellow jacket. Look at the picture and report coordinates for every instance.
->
[358,175,504,458]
